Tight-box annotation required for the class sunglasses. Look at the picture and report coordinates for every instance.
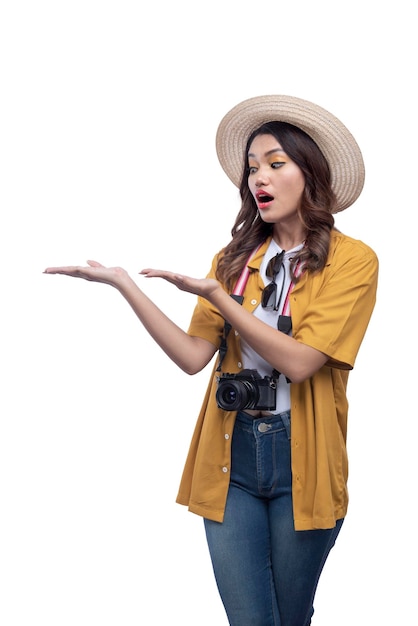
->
[261,251,286,311]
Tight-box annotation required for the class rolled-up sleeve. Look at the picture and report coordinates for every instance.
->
[292,236,378,369]
[187,253,226,348]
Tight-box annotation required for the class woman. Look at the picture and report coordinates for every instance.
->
[45,95,378,625]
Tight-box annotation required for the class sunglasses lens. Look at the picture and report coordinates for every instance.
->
[261,282,277,308]
[266,251,285,279]
[262,251,286,309]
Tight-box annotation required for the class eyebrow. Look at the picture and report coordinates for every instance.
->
[248,147,286,158]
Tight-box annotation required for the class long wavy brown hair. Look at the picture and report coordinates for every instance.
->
[216,121,337,291]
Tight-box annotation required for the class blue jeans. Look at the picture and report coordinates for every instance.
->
[204,410,343,626]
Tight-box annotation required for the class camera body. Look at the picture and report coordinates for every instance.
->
[216,368,277,412]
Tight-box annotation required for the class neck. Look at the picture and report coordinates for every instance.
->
[272,232,306,251]
[272,221,306,251]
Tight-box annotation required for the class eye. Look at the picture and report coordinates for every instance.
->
[271,161,285,169]
[248,166,258,175]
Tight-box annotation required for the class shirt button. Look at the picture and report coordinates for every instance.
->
[251,299,257,305]
[222,466,228,473]
[237,361,242,368]
[234,330,239,336]
[224,433,230,440]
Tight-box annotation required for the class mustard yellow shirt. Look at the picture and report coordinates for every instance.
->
[177,230,378,530]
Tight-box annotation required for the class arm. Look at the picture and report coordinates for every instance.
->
[205,285,327,382]
[44,261,217,375]
[140,268,327,383]
[141,239,378,383]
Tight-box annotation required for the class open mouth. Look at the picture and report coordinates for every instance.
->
[257,193,274,202]
[256,192,274,207]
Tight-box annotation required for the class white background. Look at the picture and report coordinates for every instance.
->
[0,1,415,624]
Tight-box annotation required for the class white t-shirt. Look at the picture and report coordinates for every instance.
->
[240,239,303,414]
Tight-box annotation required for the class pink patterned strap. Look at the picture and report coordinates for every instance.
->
[232,243,263,296]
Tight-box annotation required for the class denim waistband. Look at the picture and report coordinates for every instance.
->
[237,409,291,439]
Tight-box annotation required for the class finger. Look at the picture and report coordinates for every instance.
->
[140,268,182,278]
[139,268,168,278]
[44,261,103,274]
[140,269,186,286]
[139,268,161,276]
[43,266,79,274]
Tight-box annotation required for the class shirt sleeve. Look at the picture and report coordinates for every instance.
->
[187,252,226,348]
[293,237,379,370]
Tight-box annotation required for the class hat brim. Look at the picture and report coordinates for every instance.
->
[215,95,365,213]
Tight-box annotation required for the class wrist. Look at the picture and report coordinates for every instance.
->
[113,269,136,293]
[209,283,230,308]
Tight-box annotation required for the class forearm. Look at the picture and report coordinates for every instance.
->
[117,275,216,374]
[210,287,327,382]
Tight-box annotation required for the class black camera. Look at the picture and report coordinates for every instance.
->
[216,369,277,411]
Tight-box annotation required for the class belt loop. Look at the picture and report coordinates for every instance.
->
[281,411,291,440]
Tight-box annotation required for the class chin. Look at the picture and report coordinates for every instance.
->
[258,213,276,224]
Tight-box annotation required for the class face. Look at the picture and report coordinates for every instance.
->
[247,133,306,224]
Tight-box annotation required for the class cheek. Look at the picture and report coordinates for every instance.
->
[295,180,306,199]
[297,169,306,191]
[286,171,305,198]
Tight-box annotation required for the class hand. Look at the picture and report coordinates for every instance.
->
[140,268,221,299]
[43,260,130,289]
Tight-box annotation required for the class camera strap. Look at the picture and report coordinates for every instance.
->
[216,243,301,380]
[216,244,263,372]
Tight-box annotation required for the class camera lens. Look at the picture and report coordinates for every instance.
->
[216,380,257,411]
[219,386,238,406]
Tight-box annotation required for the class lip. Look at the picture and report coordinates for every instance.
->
[255,190,274,210]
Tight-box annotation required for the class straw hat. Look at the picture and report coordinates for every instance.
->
[215,95,365,212]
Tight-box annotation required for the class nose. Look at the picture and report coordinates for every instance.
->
[255,169,269,187]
